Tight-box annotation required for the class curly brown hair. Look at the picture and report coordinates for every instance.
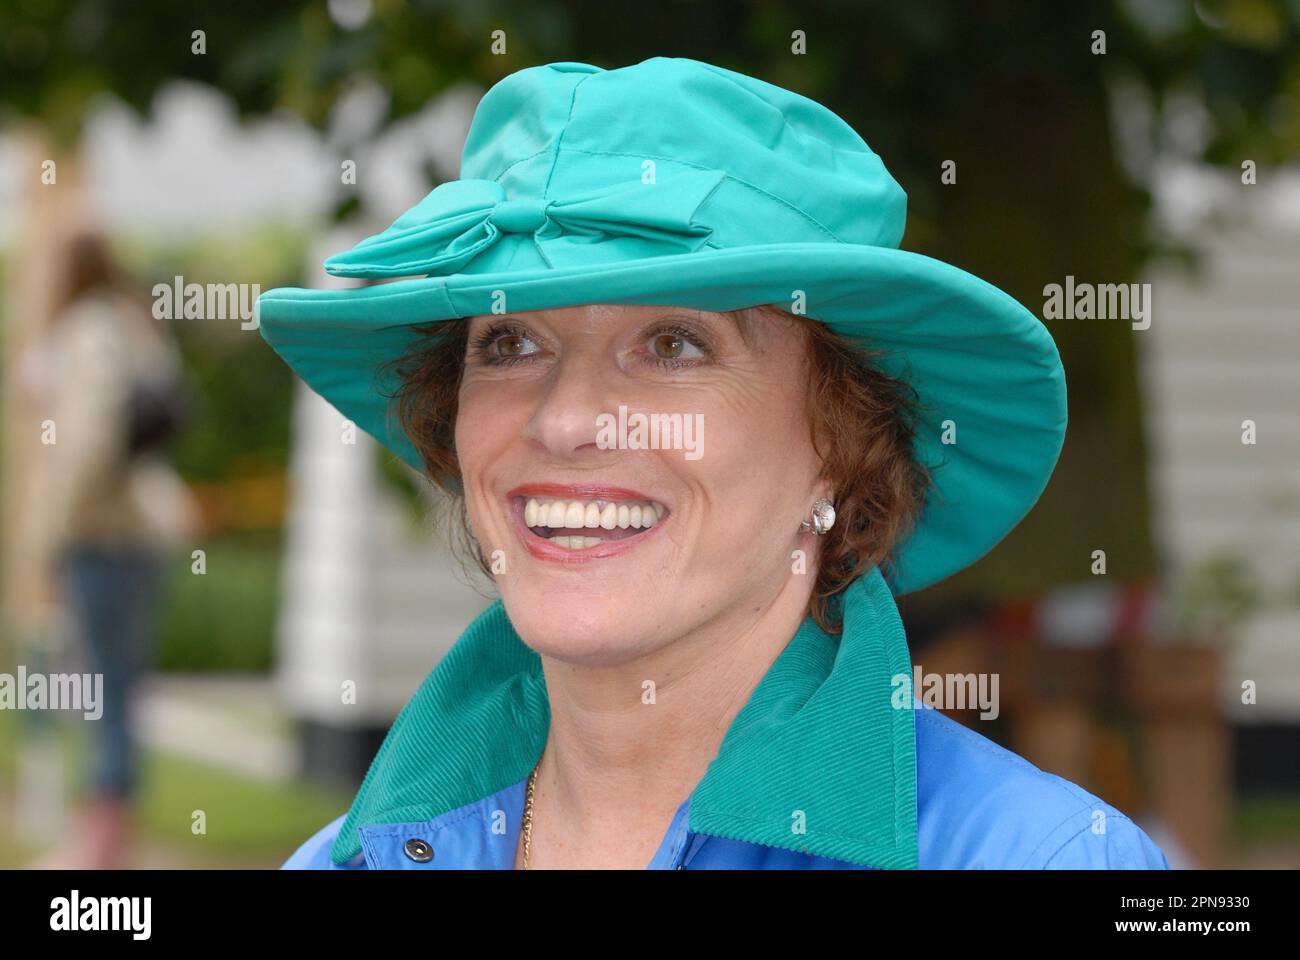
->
[382,304,932,634]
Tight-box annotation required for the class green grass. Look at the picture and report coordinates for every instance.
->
[1233,793,1300,842]
[0,824,33,867]
[134,751,351,865]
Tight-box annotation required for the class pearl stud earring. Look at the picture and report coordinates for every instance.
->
[800,498,836,536]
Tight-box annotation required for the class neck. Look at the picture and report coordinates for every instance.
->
[520,570,815,869]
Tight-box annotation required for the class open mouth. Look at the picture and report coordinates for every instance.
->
[513,495,669,551]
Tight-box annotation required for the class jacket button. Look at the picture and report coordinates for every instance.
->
[403,838,434,863]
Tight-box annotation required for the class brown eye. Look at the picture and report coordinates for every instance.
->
[647,329,704,361]
[482,330,539,360]
[469,321,541,365]
[652,333,685,359]
[496,334,527,356]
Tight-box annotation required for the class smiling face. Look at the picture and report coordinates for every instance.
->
[454,303,829,665]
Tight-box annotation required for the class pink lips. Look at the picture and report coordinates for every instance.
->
[505,483,670,564]
[506,482,662,503]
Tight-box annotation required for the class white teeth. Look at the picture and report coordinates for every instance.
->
[547,501,566,527]
[520,496,668,532]
[564,501,585,528]
[550,536,603,550]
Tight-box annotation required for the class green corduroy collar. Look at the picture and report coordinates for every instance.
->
[329,564,918,868]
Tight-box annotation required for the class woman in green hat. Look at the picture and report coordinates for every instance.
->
[262,57,1169,869]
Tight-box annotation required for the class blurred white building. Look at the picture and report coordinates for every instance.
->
[1139,162,1300,790]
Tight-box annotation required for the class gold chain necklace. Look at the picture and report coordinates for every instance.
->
[521,763,539,869]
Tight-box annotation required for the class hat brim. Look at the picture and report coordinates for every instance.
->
[257,242,1066,595]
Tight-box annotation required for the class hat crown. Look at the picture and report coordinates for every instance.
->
[322,57,908,280]
[462,56,907,251]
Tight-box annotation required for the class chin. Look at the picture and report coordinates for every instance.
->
[500,587,661,665]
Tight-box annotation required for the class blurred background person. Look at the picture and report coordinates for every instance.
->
[22,230,198,869]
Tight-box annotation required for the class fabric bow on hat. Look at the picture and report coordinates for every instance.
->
[324,168,727,279]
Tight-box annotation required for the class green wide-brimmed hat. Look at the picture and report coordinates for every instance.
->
[257,56,1066,596]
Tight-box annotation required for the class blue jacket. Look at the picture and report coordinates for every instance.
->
[284,568,1170,870]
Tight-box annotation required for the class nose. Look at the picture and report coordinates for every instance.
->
[521,350,614,460]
